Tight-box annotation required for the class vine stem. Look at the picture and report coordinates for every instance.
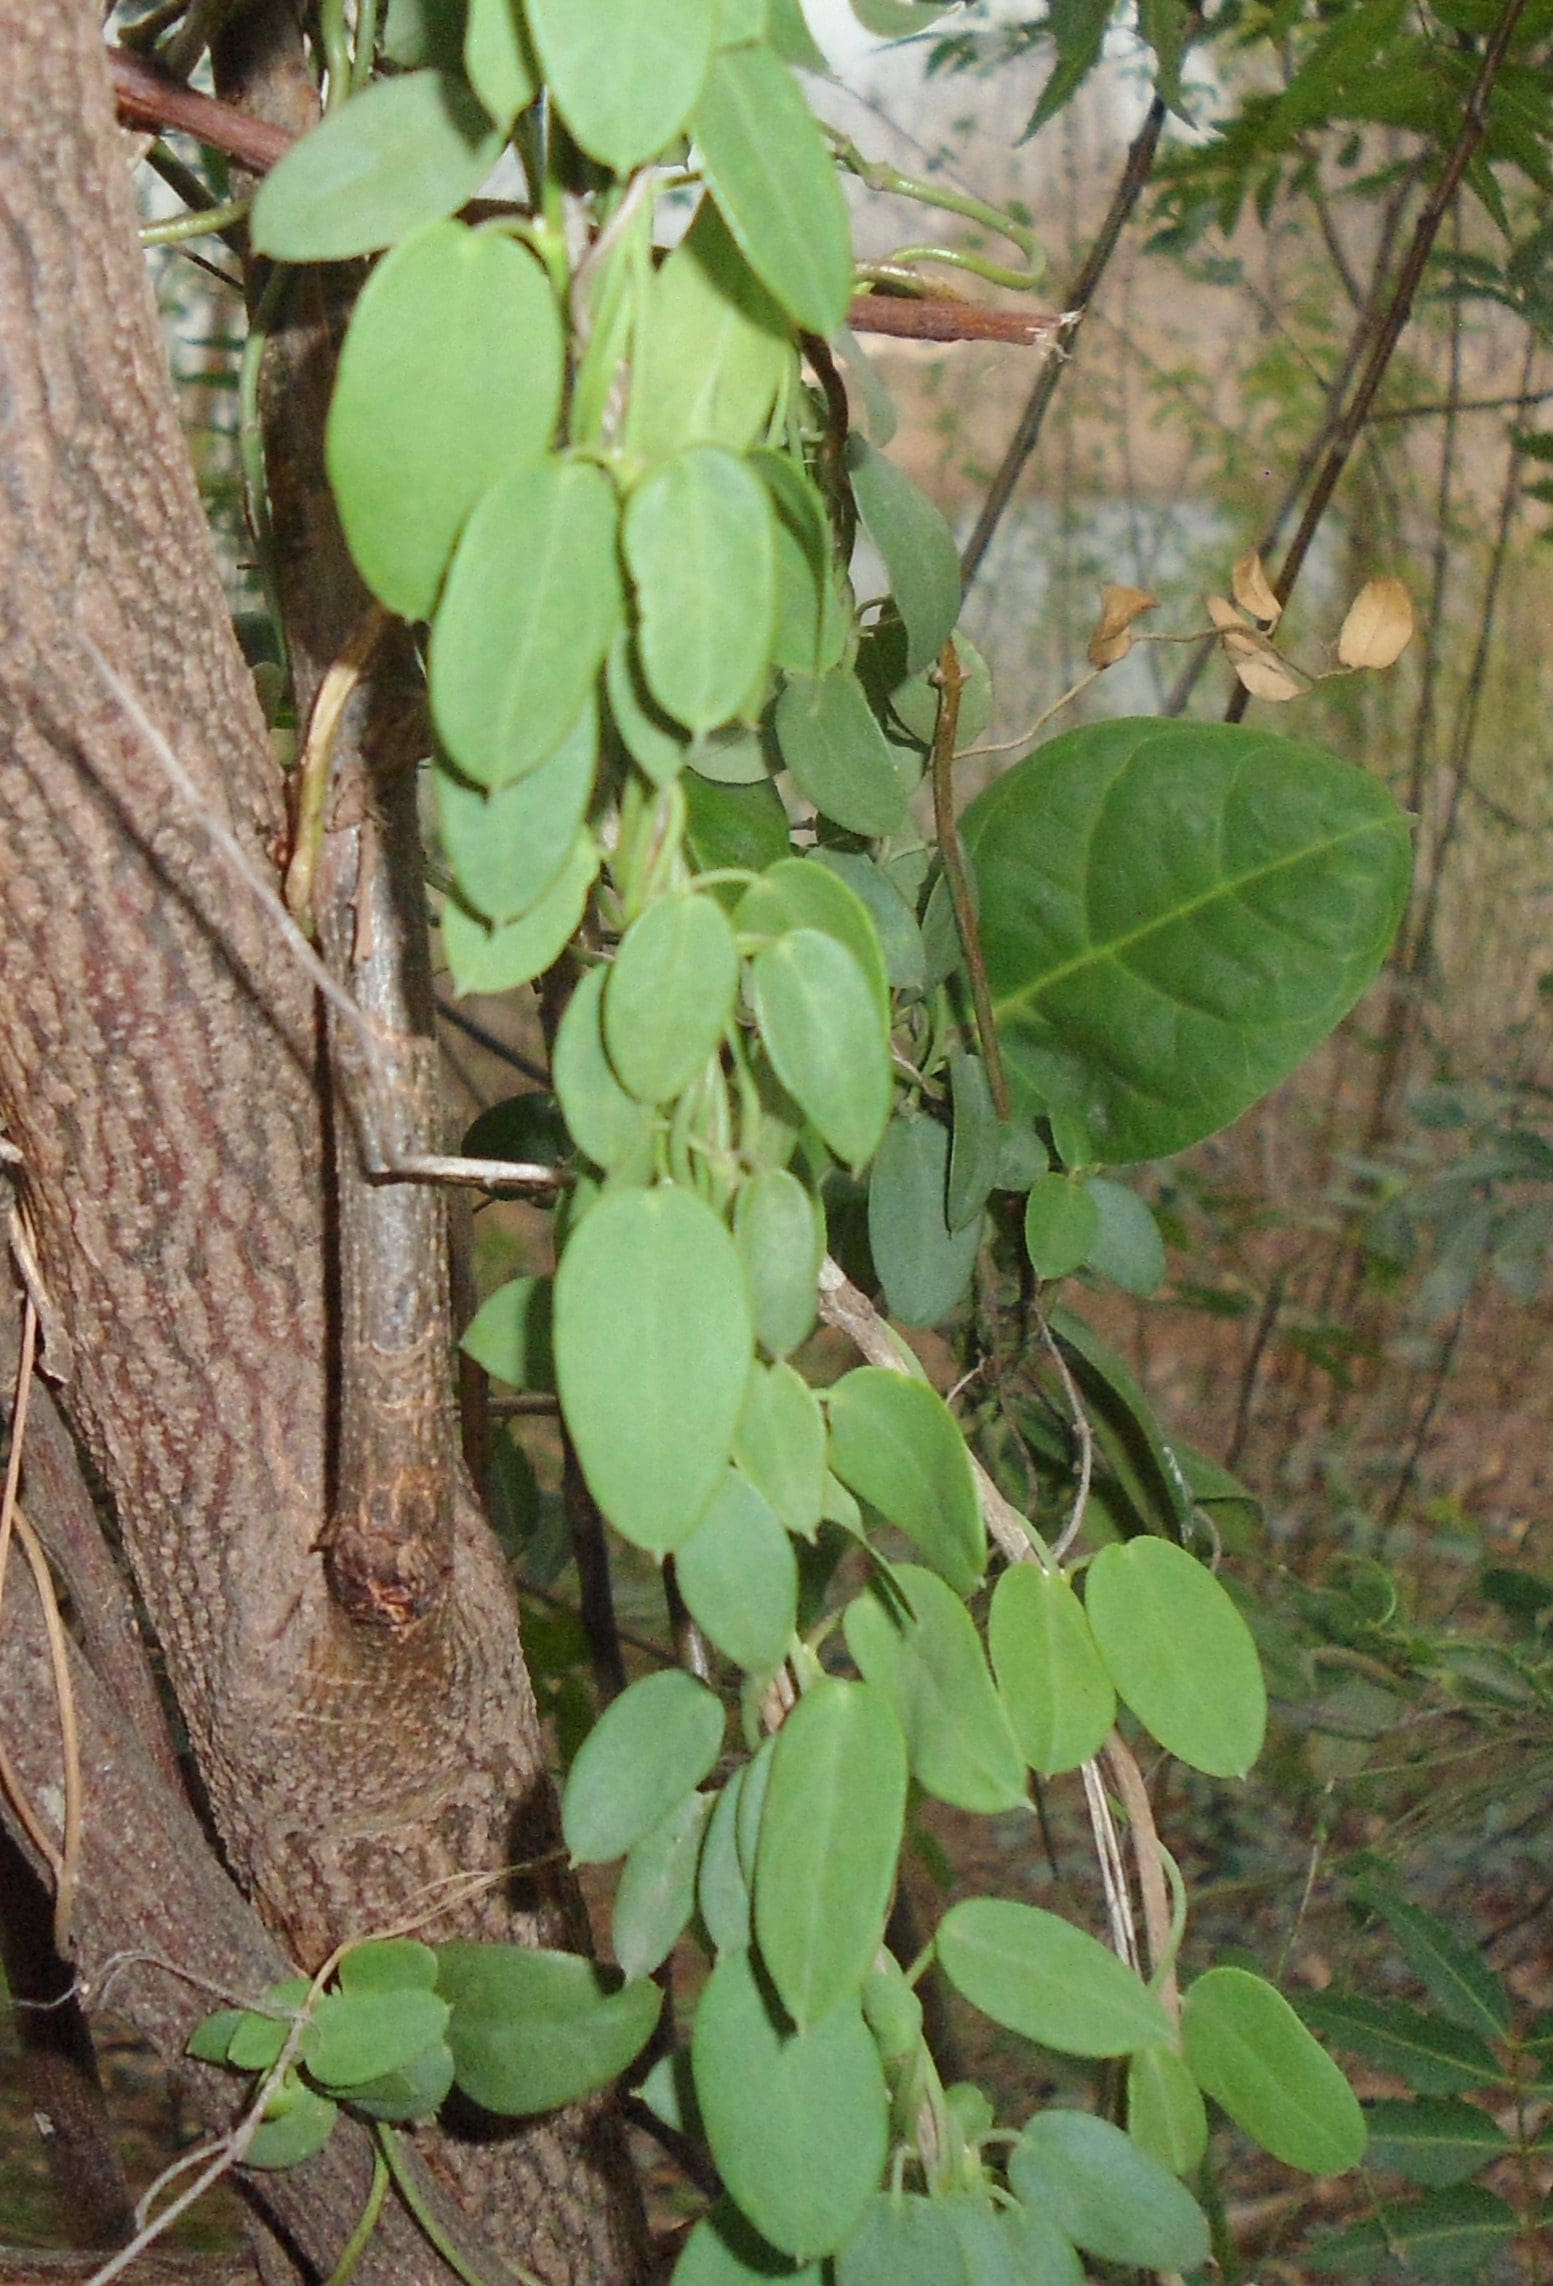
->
[930,640,1010,1120]
[378,2124,544,2286]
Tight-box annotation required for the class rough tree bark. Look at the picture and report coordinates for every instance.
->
[0,8,650,2280]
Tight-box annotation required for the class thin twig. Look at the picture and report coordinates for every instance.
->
[931,640,1009,1119]
[12,1506,83,1953]
[1035,1307,1094,1564]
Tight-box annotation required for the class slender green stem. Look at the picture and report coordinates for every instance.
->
[378,2124,545,2286]
[320,0,352,109]
[140,199,251,247]
[930,640,1009,1120]
[351,0,381,92]
[324,2144,389,2286]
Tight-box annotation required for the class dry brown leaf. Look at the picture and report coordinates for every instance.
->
[1337,575,1414,669]
[1216,624,1304,702]
[1086,583,1158,669]
[1231,551,1282,626]
[1206,593,1250,632]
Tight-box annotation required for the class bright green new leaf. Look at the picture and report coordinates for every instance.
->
[1362,2098,1513,2188]
[1183,1966,1367,2174]
[988,1563,1115,1775]
[463,0,536,123]
[554,1184,754,1550]
[868,1114,981,1326]
[430,456,622,787]
[737,858,890,1022]
[961,719,1413,1164]
[825,1372,984,1592]
[937,1898,1173,2058]
[694,44,853,336]
[833,2194,969,2286]
[844,1568,1025,1814]
[859,1957,922,2062]
[526,0,716,169]
[306,1987,451,2091]
[553,965,656,1173]
[613,1790,713,1982]
[625,447,777,733]
[1305,2184,1519,2278]
[435,702,596,923]
[1297,1993,1509,2097]
[327,223,561,621]
[734,1362,827,1537]
[563,1670,725,1864]
[775,672,910,839]
[845,437,960,673]
[691,1949,889,2259]
[1009,2111,1210,2272]
[754,1679,907,2028]
[1023,1175,1100,1282]
[246,2080,339,2170]
[941,2194,1082,2286]
[436,1943,661,2114]
[1084,1177,1167,1297]
[1084,1538,1267,1778]
[604,893,740,1102]
[751,931,891,1168]
[630,202,794,466]
[1128,2045,1210,2176]
[251,72,504,261]
[673,2202,824,2284]
[227,1980,309,2073]
[734,1169,823,1357]
[676,1470,798,1672]
[440,833,597,994]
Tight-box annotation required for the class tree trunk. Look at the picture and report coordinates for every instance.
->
[0,8,649,2279]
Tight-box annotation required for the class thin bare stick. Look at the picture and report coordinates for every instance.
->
[12,1507,82,1953]
[1102,1735,1177,2023]
[1080,1759,1139,1971]
[0,1290,36,1639]
[1036,1307,1095,1564]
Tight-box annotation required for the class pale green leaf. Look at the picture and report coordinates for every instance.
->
[1084,1537,1267,1778]
[694,44,853,337]
[630,201,794,465]
[774,671,909,839]
[734,1169,823,1357]
[525,0,716,169]
[246,2080,338,2170]
[941,2194,1082,2286]
[751,931,891,1168]
[1009,2111,1210,2272]
[844,1567,1025,1814]
[676,1471,798,1672]
[624,447,777,733]
[833,2194,969,2286]
[552,964,656,1172]
[306,1987,450,2091]
[604,893,740,1102]
[440,834,596,993]
[734,1362,827,1538]
[868,1114,980,1326]
[736,858,890,1022]
[1183,1966,1366,2174]
[825,1373,984,1592]
[845,437,960,673]
[698,1770,752,1954]
[435,701,596,923]
[988,1563,1115,1776]
[463,0,536,123]
[436,1943,661,2114]
[755,452,850,679]
[252,72,503,260]
[607,631,688,786]
[613,1790,713,1981]
[562,1669,725,1863]
[937,1898,1173,2058]
[811,851,924,993]
[1128,2045,1209,2176]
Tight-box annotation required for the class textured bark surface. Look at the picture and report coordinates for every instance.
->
[0,7,648,2278]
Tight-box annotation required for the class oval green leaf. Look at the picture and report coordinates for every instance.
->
[845,437,960,675]
[734,1362,827,1539]
[1084,1538,1267,1778]
[834,2194,970,2286]
[868,1114,980,1326]
[750,931,891,1169]
[526,0,716,170]
[736,858,890,1022]
[463,0,537,123]
[306,1987,451,2091]
[630,201,794,466]
[754,1679,907,2029]
[562,1669,725,1864]
[673,2203,824,2284]
[825,1370,984,1592]
[554,1185,754,1550]
[1023,1174,1100,1282]
[936,1898,1172,2058]
[691,1949,889,2259]
[734,1168,823,1357]
[252,72,504,261]
[435,1943,661,2115]
[1127,2044,1209,2176]
[988,1563,1116,1775]
[440,832,597,993]
[612,1789,713,1982]
[327,222,561,621]
[774,672,909,839]
[625,447,777,733]
[694,44,853,336]
[843,1568,1025,1814]
[604,893,740,1102]
[553,964,656,1172]
[1182,1966,1367,2175]
[1009,2110,1210,2272]
[675,1470,798,1673]
[435,701,596,923]
[1084,1176,1166,1296]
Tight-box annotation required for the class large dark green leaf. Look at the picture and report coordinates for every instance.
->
[961,719,1412,1164]
[252,72,504,260]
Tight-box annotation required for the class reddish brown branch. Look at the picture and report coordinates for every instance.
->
[845,294,1074,347]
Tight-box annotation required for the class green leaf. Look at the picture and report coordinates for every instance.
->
[737,858,890,1023]
[676,1470,798,1672]
[554,1184,754,1551]
[1127,2045,1209,2176]
[1009,2111,1210,2272]
[691,1949,889,2260]
[344,2040,457,2123]
[463,0,536,123]
[525,0,716,169]
[246,2079,339,2170]
[936,1898,1173,2058]
[751,931,892,1168]
[768,0,829,68]
[962,718,1413,1164]
[430,455,622,787]
[1023,1174,1100,1282]
[604,893,740,1103]
[1048,1306,1194,1538]
[844,438,960,673]
[825,1372,984,1592]
[734,1362,828,1538]
[685,771,792,882]
[613,1789,714,1981]
[630,202,794,466]
[844,1566,1025,1814]
[624,447,777,733]
[754,1679,907,2028]
[228,1981,310,2072]
[988,1563,1116,1776]
[756,452,850,679]
[698,1769,753,1954]
[833,2194,969,2286]
[327,222,561,622]
[562,1669,725,1863]
[436,1943,661,2114]
[306,1988,451,2091]
[1084,1177,1166,1297]
[337,1938,438,1999]
[775,672,910,839]
[812,852,924,993]
[868,1114,981,1326]
[1296,1995,1509,2098]
[849,0,955,33]
[607,631,688,786]
[1363,2098,1513,2188]
[553,965,656,1173]
[187,2008,247,2064]
[251,73,503,261]
[947,1051,999,1227]
[382,0,467,71]
[694,44,853,337]
[1084,1538,1267,1778]
[1305,2184,1519,2278]
[1350,1879,1512,2042]
[734,1169,823,1357]
[1182,1966,1366,2174]
[435,701,596,923]
[673,2202,824,2283]
[440,834,597,993]
[941,2195,1082,2286]
[1022,0,1111,138]
[461,1275,553,1390]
